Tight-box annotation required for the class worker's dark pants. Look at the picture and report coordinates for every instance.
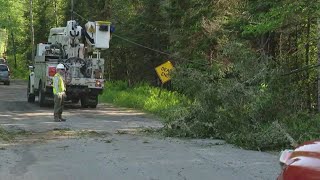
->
[54,94,64,120]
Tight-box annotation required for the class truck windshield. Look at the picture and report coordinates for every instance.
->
[0,65,8,71]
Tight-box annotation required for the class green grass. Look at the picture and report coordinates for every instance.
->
[100,81,320,151]
[0,128,14,141]
[100,81,190,120]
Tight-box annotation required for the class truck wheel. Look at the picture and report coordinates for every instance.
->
[27,79,35,103]
[89,96,98,108]
[39,83,46,107]
[89,104,97,108]
[81,97,89,108]
[4,81,10,85]
[72,99,79,104]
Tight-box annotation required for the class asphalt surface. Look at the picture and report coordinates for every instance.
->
[0,80,280,180]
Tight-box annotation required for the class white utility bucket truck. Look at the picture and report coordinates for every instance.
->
[27,20,112,108]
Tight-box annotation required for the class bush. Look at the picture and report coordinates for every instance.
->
[101,40,320,151]
[7,54,29,80]
[164,41,296,150]
[283,112,320,144]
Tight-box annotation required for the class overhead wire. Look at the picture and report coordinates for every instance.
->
[72,11,89,22]
[282,63,320,76]
[112,34,210,66]
[72,10,320,77]
[72,10,210,67]
[112,34,173,57]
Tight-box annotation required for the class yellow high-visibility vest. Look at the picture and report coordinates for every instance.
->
[53,73,66,95]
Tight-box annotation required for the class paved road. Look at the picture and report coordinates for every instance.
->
[0,80,280,180]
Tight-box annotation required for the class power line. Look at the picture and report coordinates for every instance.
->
[71,10,209,66]
[282,63,320,76]
[72,11,89,22]
[70,10,320,75]
[112,34,209,66]
[112,34,172,57]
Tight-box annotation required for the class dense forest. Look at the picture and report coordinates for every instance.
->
[0,0,320,149]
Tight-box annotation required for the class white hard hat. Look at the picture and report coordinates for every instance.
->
[56,64,65,69]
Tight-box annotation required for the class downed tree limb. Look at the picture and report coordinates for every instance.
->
[273,121,298,147]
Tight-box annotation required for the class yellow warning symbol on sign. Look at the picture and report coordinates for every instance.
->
[88,25,95,33]
[155,61,174,84]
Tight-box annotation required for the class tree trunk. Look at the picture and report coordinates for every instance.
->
[109,58,112,81]
[305,17,311,110]
[30,0,35,64]
[279,32,282,58]
[8,16,17,68]
[103,0,112,18]
[317,18,320,112]
[125,54,131,87]
[10,31,17,68]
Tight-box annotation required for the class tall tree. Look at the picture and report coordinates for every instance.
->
[30,0,35,63]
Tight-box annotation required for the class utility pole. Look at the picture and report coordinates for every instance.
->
[71,0,74,20]
[53,0,58,26]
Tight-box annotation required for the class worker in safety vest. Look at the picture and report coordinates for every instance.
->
[53,64,67,122]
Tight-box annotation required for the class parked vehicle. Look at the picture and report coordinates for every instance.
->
[0,64,10,85]
[277,140,320,180]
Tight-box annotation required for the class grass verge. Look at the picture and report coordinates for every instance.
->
[99,81,319,151]
[0,128,15,141]
[100,81,190,121]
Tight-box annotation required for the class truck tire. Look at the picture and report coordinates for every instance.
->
[72,99,80,104]
[81,96,98,108]
[27,79,35,103]
[80,97,89,108]
[89,96,98,108]
[4,81,10,85]
[39,83,46,107]
[89,104,97,108]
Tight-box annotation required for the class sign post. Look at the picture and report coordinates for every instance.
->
[155,61,174,97]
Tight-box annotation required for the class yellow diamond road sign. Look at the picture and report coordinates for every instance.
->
[88,25,96,33]
[155,61,174,84]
